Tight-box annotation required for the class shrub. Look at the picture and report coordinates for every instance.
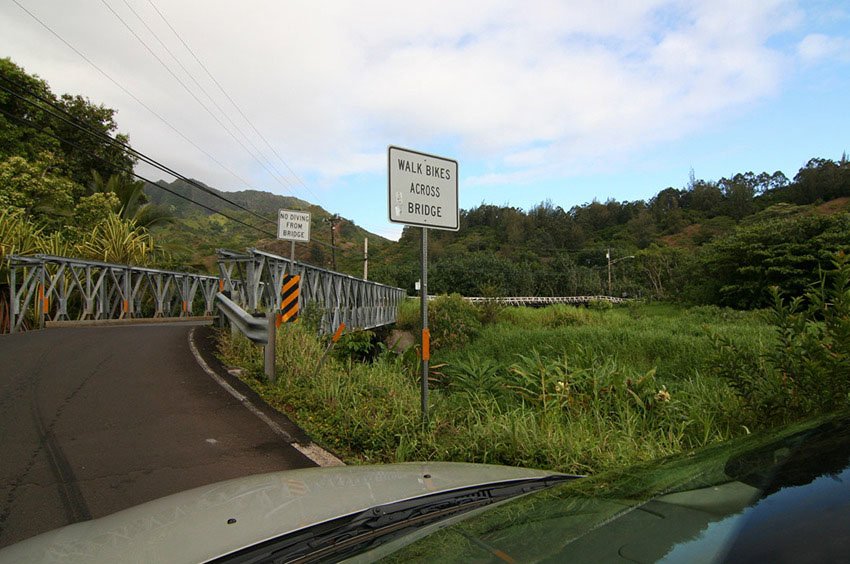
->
[714,253,850,426]
[333,330,386,363]
[587,299,614,310]
[395,298,420,330]
[428,293,481,350]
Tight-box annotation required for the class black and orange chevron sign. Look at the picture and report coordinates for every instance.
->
[280,274,301,323]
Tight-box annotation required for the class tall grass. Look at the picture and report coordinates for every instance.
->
[217,302,758,475]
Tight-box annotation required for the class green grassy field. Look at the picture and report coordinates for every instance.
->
[218,301,780,475]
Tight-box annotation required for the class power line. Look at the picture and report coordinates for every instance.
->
[145,0,328,208]
[0,106,277,237]
[0,76,276,227]
[10,0,395,259]
[118,0,302,200]
[100,0,301,201]
[2,78,354,254]
[10,0,267,193]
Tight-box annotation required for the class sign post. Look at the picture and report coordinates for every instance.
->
[388,146,458,428]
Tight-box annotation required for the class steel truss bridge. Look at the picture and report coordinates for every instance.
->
[463,296,628,306]
[6,250,406,335]
[217,248,405,334]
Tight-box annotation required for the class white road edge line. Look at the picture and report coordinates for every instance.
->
[188,327,345,468]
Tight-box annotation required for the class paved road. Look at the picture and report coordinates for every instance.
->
[0,324,317,549]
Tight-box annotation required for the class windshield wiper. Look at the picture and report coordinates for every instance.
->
[218,474,578,564]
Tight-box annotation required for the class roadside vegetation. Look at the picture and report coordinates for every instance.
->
[216,254,850,474]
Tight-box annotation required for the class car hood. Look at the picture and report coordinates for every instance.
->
[0,461,557,564]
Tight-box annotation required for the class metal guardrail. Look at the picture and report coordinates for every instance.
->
[215,292,276,381]
[7,254,220,333]
[217,248,406,334]
[463,296,629,306]
[215,292,269,345]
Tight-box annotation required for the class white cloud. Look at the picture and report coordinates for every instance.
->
[798,33,850,64]
[0,0,815,219]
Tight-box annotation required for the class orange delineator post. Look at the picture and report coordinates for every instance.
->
[38,284,48,313]
[421,328,431,361]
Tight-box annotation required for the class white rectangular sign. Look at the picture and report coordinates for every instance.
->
[388,146,459,231]
[277,209,311,242]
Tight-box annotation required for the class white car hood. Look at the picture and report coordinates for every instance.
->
[0,461,556,563]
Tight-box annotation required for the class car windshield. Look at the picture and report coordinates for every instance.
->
[357,412,850,563]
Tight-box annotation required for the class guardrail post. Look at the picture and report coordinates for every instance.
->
[265,312,276,383]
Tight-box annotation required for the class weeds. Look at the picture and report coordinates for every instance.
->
[714,253,850,426]
[218,289,846,475]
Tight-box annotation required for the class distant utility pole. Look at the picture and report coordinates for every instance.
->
[363,238,368,280]
[607,248,635,296]
[325,214,341,270]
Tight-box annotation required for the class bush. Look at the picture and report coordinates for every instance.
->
[333,330,386,363]
[588,299,614,310]
[395,298,420,330]
[428,293,482,350]
[714,253,850,426]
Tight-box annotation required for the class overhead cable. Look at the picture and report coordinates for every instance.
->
[0,106,277,237]
[0,76,276,226]
[100,0,301,201]
[9,0,267,193]
[145,0,328,208]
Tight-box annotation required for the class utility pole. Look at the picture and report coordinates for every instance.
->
[325,214,340,270]
[363,238,368,280]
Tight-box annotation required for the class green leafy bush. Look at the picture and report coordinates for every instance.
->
[428,293,482,350]
[333,330,386,363]
[588,299,614,310]
[714,253,850,425]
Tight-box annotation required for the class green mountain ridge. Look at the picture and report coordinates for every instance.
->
[144,178,392,276]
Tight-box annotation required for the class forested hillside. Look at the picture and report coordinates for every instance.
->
[145,178,392,274]
[371,159,850,308]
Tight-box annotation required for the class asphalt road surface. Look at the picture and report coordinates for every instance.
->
[0,323,318,549]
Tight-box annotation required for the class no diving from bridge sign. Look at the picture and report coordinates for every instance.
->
[388,146,458,231]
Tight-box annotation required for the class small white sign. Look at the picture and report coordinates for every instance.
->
[277,209,311,242]
[388,146,459,231]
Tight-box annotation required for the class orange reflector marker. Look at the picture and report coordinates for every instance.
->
[38,284,49,312]
[422,328,431,361]
[275,313,283,328]
[218,278,224,291]
[123,299,129,313]
[182,300,188,312]
[332,323,346,343]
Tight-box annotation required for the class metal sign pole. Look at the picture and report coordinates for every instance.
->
[420,227,429,428]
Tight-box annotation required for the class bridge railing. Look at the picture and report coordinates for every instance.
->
[463,296,629,306]
[6,254,220,333]
[217,248,406,335]
[5,251,406,335]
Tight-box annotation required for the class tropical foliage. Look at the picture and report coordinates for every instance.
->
[0,58,159,275]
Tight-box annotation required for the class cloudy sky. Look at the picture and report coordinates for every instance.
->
[2,0,849,239]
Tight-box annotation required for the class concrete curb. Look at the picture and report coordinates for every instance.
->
[187,327,345,468]
[47,316,214,328]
